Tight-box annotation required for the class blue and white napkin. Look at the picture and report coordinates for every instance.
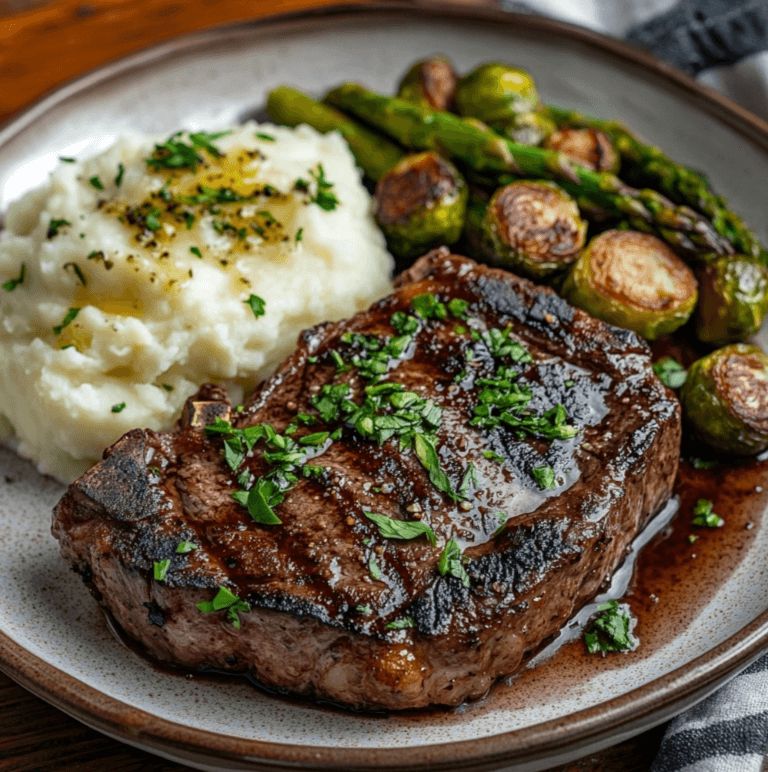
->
[497,1,768,769]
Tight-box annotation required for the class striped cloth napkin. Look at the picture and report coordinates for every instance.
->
[495,1,768,770]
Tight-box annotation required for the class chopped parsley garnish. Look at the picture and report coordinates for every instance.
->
[531,465,557,490]
[146,130,228,173]
[115,163,125,186]
[295,227,304,242]
[368,557,382,580]
[311,383,351,423]
[182,185,247,207]
[255,132,276,142]
[176,541,196,553]
[385,617,414,630]
[245,294,266,318]
[197,586,250,629]
[438,538,470,587]
[584,600,637,654]
[63,262,86,286]
[482,450,505,463]
[412,292,447,320]
[413,432,457,501]
[233,478,283,524]
[689,535,698,543]
[145,207,162,231]
[161,383,174,392]
[692,498,724,528]
[47,219,71,238]
[390,311,419,335]
[189,130,230,157]
[2,264,25,292]
[89,175,104,190]
[692,457,719,470]
[87,250,103,260]
[448,298,469,319]
[183,212,196,229]
[482,327,532,362]
[653,356,688,389]
[53,307,80,335]
[303,164,339,211]
[356,605,372,614]
[565,379,575,388]
[457,463,477,500]
[153,559,170,581]
[59,156,76,163]
[190,246,202,258]
[364,511,436,546]
[111,402,126,413]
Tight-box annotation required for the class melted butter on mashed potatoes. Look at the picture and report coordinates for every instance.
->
[0,124,393,481]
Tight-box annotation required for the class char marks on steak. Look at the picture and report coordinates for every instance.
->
[52,250,680,710]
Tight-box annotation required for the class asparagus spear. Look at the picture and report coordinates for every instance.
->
[324,84,734,259]
[266,87,403,181]
[547,105,764,260]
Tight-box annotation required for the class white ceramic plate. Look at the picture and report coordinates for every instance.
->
[2,5,768,771]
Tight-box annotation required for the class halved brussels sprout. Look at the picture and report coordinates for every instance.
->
[396,55,458,112]
[454,63,554,145]
[375,151,468,259]
[681,343,768,455]
[481,181,586,279]
[695,255,768,346]
[544,127,620,173]
[562,230,698,340]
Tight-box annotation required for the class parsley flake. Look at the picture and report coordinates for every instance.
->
[2,264,25,292]
[385,617,414,630]
[364,511,436,546]
[197,585,250,629]
[153,559,171,581]
[692,498,724,528]
[47,219,71,238]
[412,292,447,320]
[89,175,104,190]
[59,156,76,163]
[295,227,304,242]
[584,600,637,654]
[307,164,339,211]
[653,356,688,389]
[111,402,126,413]
[531,465,557,490]
[245,294,266,318]
[438,538,470,587]
[255,132,276,142]
[190,246,203,258]
[115,163,125,186]
[53,307,80,335]
[368,557,382,580]
[176,541,197,553]
[356,604,373,614]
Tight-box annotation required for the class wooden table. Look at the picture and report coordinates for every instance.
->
[0,0,756,769]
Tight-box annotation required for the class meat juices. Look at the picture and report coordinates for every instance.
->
[52,250,680,710]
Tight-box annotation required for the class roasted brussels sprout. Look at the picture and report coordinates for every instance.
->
[375,151,468,259]
[396,55,458,111]
[681,343,768,455]
[695,255,768,346]
[481,181,586,279]
[454,63,554,145]
[562,230,698,340]
[544,127,620,173]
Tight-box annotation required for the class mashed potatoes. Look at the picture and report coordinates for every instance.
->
[0,124,393,481]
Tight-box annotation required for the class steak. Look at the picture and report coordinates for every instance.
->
[52,249,680,710]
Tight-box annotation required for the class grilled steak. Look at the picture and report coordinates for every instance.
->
[52,249,680,710]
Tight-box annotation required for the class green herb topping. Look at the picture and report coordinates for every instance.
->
[245,295,266,318]
[176,541,196,553]
[412,292,447,320]
[531,465,557,490]
[89,175,104,190]
[53,307,80,335]
[197,586,250,629]
[47,219,71,238]
[153,559,170,581]
[255,132,276,142]
[115,163,125,186]
[653,356,688,389]
[584,600,637,654]
[298,164,339,211]
[692,498,724,528]
[146,130,229,172]
[364,511,436,546]
[438,538,470,587]
[2,264,25,292]
[63,262,86,286]
[190,246,202,258]
[111,402,126,414]
[385,617,414,630]
[59,157,76,163]
[295,227,304,242]
[368,557,382,580]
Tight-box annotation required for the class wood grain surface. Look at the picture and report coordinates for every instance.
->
[0,0,765,770]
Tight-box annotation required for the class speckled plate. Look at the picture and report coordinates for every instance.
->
[3,4,768,771]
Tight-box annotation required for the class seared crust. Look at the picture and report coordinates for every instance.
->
[53,249,680,710]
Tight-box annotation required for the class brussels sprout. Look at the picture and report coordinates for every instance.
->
[375,151,468,259]
[544,127,620,173]
[396,55,458,111]
[561,230,697,340]
[454,63,554,145]
[681,343,768,455]
[695,255,768,346]
[481,181,586,279]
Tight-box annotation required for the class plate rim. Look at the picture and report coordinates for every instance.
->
[2,3,768,769]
